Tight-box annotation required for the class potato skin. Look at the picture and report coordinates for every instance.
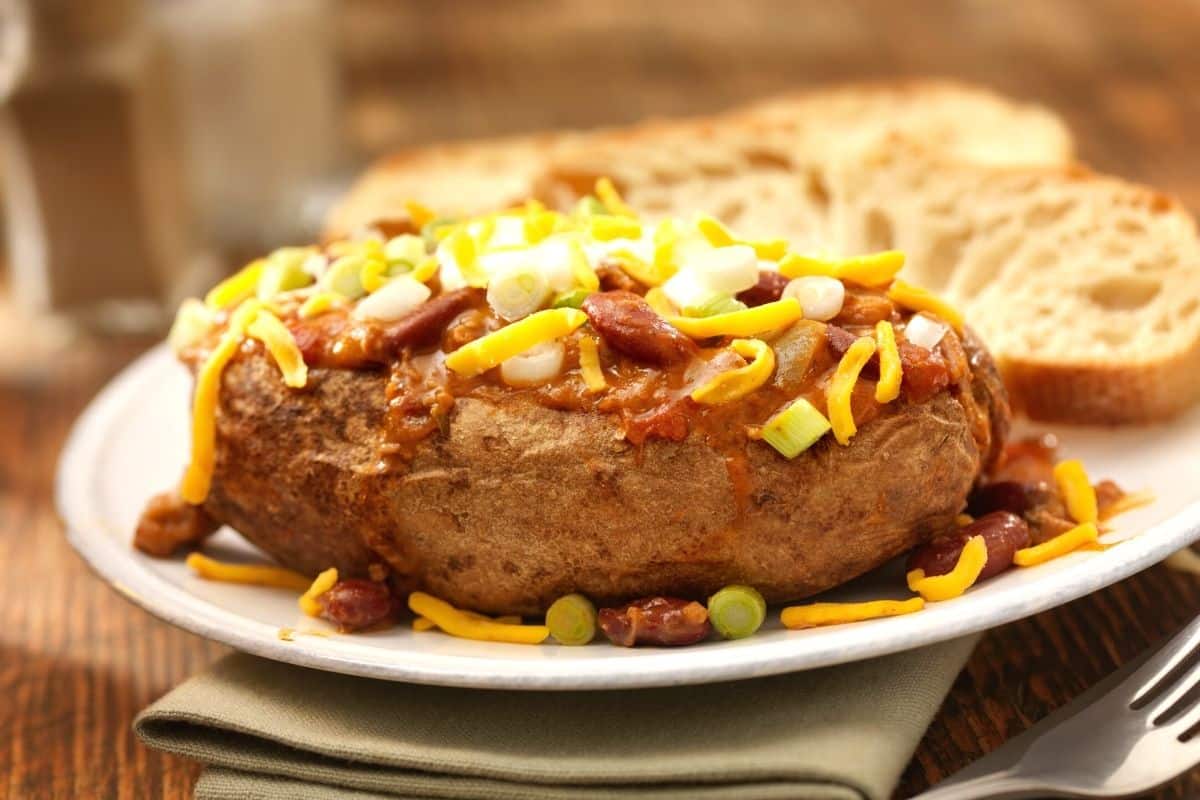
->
[204,342,1002,615]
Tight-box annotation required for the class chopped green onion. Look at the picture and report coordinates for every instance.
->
[688,292,747,318]
[384,234,427,266]
[257,247,314,299]
[319,254,368,299]
[487,263,552,321]
[552,288,591,309]
[707,585,766,639]
[420,217,457,248]
[545,593,597,646]
[761,398,831,458]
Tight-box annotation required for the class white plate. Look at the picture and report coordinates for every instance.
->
[58,345,1200,690]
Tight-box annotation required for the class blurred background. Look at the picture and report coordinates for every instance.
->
[0,0,1197,373]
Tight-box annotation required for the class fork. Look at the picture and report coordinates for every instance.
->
[914,615,1200,799]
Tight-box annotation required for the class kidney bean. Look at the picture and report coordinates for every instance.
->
[598,596,711,647]
[833,292,896,326]
[596,262,642,293]
[906,511,1031,581]
[897,341,952,403]
[967,481,1034,517]
[383,287,484,352]
[737,270,791,306]
[319,579,396,632]
[583,291,698,366]
[133,490,219,557]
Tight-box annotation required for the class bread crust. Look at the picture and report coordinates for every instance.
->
[203,341,1006,615]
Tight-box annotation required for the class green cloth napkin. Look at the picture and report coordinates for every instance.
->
[135,637,977,800]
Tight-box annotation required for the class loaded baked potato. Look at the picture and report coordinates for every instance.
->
[137,185,1010,622]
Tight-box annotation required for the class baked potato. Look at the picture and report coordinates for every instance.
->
[141,201,1010,618]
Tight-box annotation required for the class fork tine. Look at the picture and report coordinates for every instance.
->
[1130,616,1200,709]
[1161,689,1200,740]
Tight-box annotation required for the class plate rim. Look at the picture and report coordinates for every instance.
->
[56,344,1200,690]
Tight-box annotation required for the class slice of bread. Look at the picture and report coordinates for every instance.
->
[832,138,1200,423]
[326,80,1073,241]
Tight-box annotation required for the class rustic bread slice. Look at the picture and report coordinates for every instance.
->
[325,80,1073,240]
[832,138,1200,423]
[323,131,583,240]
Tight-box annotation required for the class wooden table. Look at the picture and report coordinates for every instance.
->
[4,0,1200,796]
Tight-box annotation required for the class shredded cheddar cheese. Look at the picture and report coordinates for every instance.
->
[298,567,339,617]
[444,228,489,288]
[408,592,549,644]
[205,259,265,310]
[668,297,803,339]
[298,292,346,319]
[247,310,307,388]
[691,339,775,404]
[610,248,673,287]
[748,238,789,261]
[523,210,560,243]
[1013,522,1099,567]
[874,320,902,403]
[696,214,736,247]
[567,239,600,292]
[404,199,436,228]
[179,300,261,504]
[781,597,925,629]
[595,177,635,218]
[826,336,877,445]
[956,513,974,527]
[1053,459,1098,524]
[445,308,588,377]
[906,536,988,601]
[778,250,905,288]
[886,280,964,333]
[414,611,520,632]
[578,335,608,392]
[643,287,677,317]
[410,256,439,284]
[186,552,313,592]
[589,215,642,241]
[359,257,391,293]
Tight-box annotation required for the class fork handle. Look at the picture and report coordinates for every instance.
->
[912,772,1067,800]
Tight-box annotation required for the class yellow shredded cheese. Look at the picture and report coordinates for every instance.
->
[1013,522,1099,567]
[874,320,902,403]
[578,335,608,392]
[205,260,266,310]
[408,592,549,644]
[643,287,677,317]
[696,214,736,247]
[247,310,307,388]
[298,567,338,617]
[826,336,877,446]
[956,513,974,527]
[298,292,346,319]
[610,248,672,287]
[589,216,642,241]
[411,256,439,284]
[691,338,775,404]
[749,238,789,261]
[404,199,436,228]
[1053,459,1098,524]
[778,250,905,288]
[359,257,391,293]
[906,536,988,601]
[886,280,964,333]
[595,177,635,218]
[667,297,803,339]
[781,597,925,629]
[524,210,560,243]
[186,552,312,592]
[445,308,588,377]
[414,611,520,632]
[179,301,261,504]
[444,228,489,288]
[566,239,600,292]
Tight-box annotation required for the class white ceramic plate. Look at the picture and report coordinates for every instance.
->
[58,345,1200,690]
